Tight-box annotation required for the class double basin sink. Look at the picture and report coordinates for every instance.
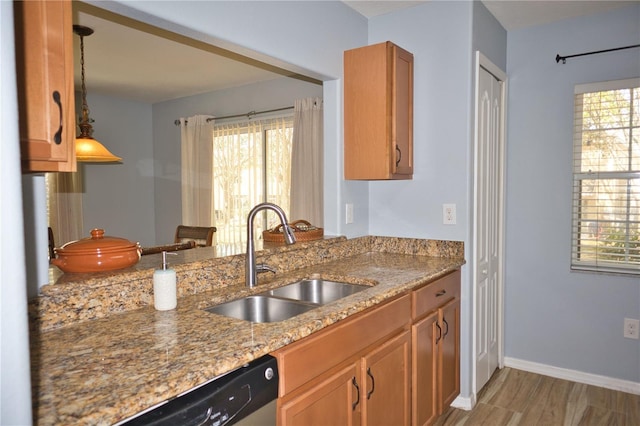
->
[204,278,370,323]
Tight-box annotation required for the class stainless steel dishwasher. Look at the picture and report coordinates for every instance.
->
[120,355,278,426]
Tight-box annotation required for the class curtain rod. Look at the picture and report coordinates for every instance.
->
[174,106,294,126]
[556,44,640,64]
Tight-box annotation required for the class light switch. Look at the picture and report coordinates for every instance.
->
[346,203,354,224]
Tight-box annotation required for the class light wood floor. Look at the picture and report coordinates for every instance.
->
[434,367,640,426]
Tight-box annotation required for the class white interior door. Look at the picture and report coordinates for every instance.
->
[473,52,505,394]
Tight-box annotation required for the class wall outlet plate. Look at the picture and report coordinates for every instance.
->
[624,318,639,339]
[443,204,456,225]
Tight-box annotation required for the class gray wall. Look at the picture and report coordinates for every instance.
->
[505,4,640,382]
[81,93,156,246]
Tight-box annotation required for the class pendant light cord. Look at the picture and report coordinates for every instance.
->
[79,34,89,118]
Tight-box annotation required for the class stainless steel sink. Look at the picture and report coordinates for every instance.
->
[204,295,316,323]
[265,279,369,305]
[204,279,370,323]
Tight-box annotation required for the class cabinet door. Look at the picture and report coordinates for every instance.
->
[438,298,460,412]
[14,0,76,172]
[361,331,411,426]
[344,41,413,180]
[278,363,360,426]
[412,311,438,426]
[392,44,413,176]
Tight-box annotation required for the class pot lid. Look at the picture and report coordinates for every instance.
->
[57,228,138,254]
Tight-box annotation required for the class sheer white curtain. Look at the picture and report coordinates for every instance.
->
[180,115,214,227]
[45,171,84,246]
[290,97,323,226]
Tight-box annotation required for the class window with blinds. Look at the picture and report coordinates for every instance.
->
[571,78,640,275]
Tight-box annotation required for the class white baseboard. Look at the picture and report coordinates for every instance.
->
[451,394,474,411]
[504,357,640,395]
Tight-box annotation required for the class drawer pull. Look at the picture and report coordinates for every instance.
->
[366,367,375,399]
[435,321,442,344]
[396,144,401,167]
[436,289,447,297]
[352,377,360,410]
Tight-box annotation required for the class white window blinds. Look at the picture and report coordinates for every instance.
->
[571,78,640,275]
[211,116,293,256]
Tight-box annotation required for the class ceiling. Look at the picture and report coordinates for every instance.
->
[74,1,637,104]
[345,1,637,30]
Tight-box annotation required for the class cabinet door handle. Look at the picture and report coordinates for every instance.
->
[352,377,360,410]
[443,316,449,338]
[395,144,401,167]
[435,321,442,344]
[366,367,375,399]
[436,289,447,297]
[52,91,63,145]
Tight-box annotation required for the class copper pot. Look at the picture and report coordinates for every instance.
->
[51,228,141,273]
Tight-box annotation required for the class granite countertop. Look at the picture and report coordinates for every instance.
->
[31,236,464,425]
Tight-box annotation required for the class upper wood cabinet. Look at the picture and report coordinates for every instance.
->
[14,0,77,173]
[344,41,413,180]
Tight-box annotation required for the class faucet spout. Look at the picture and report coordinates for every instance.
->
[246,202,296,288]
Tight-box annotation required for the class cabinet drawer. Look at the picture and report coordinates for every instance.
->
[273,294,410,395]
[412,270,460,320]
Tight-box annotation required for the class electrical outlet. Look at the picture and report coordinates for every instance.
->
[345,203,354,224]
[624,318,639,339]
[443,204,456,225]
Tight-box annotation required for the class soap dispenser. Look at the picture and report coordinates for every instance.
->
[153,251,177,310]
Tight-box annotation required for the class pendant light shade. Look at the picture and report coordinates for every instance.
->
[73,25,121,163]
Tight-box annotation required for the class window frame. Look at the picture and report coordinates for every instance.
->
[571,78,640,276]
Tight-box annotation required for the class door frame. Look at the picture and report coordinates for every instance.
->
[471,50,507,401]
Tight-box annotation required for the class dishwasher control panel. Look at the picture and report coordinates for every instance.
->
[121,355,278,426]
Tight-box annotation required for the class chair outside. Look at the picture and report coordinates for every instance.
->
[174,225,216,247]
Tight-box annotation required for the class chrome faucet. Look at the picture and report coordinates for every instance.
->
[246,202,296,288]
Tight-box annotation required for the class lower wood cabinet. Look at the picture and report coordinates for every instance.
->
[412,270,461,426]
[274,295,411,426]
[412,311,439,425]
[278,363,360,426]
[278,331,411,426]
[439,298,460,411]
[361,331,411,425]
[273,269,461,426]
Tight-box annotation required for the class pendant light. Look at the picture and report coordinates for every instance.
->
[73,25,122,163]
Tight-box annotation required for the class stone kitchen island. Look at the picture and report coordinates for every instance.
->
[30,236,465,425]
